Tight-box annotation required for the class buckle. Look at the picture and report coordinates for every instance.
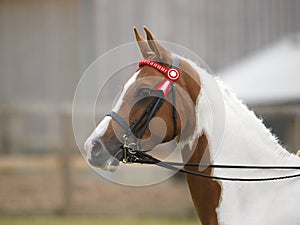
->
[122,135,138,163]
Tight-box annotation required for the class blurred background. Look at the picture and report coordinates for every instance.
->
[0,0,299,224]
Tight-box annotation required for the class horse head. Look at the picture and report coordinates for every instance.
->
[84,27,201,171]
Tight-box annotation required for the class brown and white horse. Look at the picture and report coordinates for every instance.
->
[84,27,300,225]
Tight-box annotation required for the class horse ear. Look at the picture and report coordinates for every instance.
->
[143,26,172,64]
[133,27,153,59]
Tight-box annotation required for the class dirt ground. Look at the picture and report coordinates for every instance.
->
[0,154,196,217]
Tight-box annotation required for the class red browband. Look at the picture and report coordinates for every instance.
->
[139,59,180,82]
[139,59,180,96]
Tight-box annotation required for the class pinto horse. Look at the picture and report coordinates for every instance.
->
[84,27,300,225]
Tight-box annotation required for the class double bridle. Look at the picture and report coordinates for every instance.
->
[107,54,300,182]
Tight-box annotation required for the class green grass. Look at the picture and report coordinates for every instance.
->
[0,215,201,225]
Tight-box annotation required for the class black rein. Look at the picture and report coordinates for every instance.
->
[123,148,300,182]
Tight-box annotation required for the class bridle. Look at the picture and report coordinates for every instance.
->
[107,54,300,182]
[107,54,180,162]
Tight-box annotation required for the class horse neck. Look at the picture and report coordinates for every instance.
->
[181,58,300,225]
[177,59,299,225]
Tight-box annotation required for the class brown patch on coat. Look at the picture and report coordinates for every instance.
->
[182,134,221,225]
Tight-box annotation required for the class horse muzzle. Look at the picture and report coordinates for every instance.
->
[85,138,120,172]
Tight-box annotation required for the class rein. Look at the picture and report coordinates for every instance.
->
[122,148,300,182]
[107,55,300,182]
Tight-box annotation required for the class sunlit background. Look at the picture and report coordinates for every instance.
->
[0,0,299,224]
